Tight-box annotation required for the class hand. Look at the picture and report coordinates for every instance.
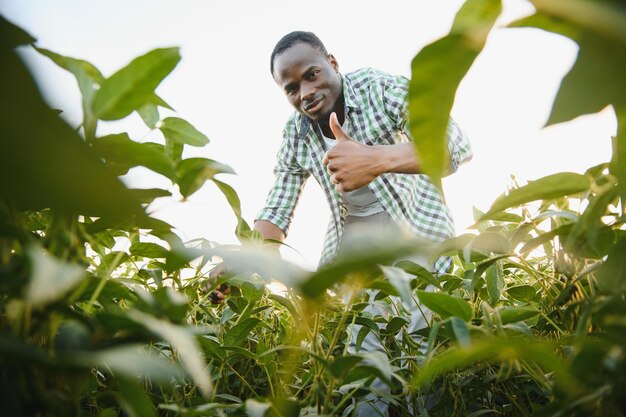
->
[322,112,384,192]
[203,263,232,305]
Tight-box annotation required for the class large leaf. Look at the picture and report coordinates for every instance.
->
[596,235,626,294]
[0,46,142,217]
[93,133,176,180]
[1,15,35,50]
[411,338,581,396]
[115,378,157,417]
[380,265,414,305]
[25,246,85,307]
[300,233,433,298]
[126,310,212,397]
[159,117,209,147]
[416,290,473,321]
[409,0,502,183]
[129,242,169,259]
[498,306,540,325]
[511,0,626,125]
[483,172,591,219]
[506,285,537,302]
[223,318,261,347]
[92,47,180,120]
[610,107,626,204]
[70,345,184,382]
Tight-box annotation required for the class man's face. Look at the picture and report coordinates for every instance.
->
[272,42,342,122]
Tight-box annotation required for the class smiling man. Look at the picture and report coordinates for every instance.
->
[248,31,473,416]
[255,31,472,270]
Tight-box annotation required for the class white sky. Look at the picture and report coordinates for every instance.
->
[2,0,616,270]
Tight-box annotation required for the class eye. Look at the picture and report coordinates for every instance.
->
[307,70,320,79]
[285,85,297,95]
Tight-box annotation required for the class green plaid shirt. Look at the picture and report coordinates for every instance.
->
[256,68,472,271]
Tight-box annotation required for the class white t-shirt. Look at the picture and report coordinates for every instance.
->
[323,135,385,217]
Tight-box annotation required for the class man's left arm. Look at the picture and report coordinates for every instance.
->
[322,76,472,192]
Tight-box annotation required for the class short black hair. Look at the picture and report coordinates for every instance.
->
[270,31,328,76]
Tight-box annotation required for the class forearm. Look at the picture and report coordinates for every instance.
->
[253,220,286,249]
[375,142,454,176]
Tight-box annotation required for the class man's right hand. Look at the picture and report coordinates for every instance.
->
[204,264,231,305]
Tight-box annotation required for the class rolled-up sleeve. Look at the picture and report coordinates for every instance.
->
[255,133,310,235]
[445,117,472,175]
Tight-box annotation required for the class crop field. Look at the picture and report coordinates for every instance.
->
[1,1,625,416]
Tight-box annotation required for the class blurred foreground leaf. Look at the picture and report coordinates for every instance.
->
[0,39,143,217]
[409,0,501,184]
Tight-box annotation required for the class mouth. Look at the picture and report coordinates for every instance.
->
[304,96,324,114]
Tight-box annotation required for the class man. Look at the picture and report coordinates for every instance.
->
[213,31,472,414]
[255,31,471,271]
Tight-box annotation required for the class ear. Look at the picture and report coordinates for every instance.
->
[327,53,339,72]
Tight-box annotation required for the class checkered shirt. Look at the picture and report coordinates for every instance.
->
[256,68,472,272]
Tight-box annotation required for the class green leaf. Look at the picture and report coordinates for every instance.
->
[485,261,504,306]
[449,316,471,347]
[330,355,364,379]
[361,351,393,384]
[178,158,235,198]
[380,265,414,305]
[301,233,433,298]
[223,318,261,347]
[212,179,252,238]
[127,188,172,204]
[548,33,626,125]
[596,235,626,293]
[395,260,442,290]
[115,377,157,417]
[159,117,209,146]
[93,133,176,180]
[130,242,169,259]
[35,47,104,129]
[25,246,85,307]
[564,182,618,258]
[0,49,142,218]
[126,310,212,396]
[483,172,591,219]
[416,290,473,321]
[92,47,180,120]
[498,306,540,325]
[610,107,626,203]
[409,0,501,183]
[71,345,185,382]
[385,317,410,336]
[137,102,160,129]
[268,294,298,318]
[1,15,36,49]
[512,1,626,125]
[467,232,512,257]
[412,338,581,396]
[506,285,537,302]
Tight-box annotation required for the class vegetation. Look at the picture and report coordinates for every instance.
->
[0,1,625,416]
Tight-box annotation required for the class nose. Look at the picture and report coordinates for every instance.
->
[300,81,315,102]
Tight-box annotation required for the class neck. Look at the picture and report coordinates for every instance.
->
[319,96,345,138]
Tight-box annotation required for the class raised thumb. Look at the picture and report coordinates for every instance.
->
[329,112,350,141]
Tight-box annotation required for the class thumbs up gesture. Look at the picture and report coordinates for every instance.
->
[322,112,384,192]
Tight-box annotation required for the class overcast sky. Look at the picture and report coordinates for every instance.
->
[2,0,616,269]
